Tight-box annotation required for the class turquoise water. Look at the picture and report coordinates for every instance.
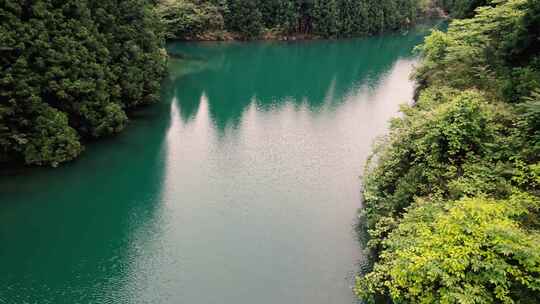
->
[0,26,432,304]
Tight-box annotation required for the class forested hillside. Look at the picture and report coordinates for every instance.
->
[356,0,540,302]
[1,0,445,167]
[0,1,166,166]
[437,0,488,17]
[157,0,422,40]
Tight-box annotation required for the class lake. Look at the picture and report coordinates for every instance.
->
[0,25,434,304]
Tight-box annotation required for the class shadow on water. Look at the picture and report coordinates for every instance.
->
[0,80,175,303]
[166,27,432,136]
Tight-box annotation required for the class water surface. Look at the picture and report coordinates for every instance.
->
[0,26,432,304]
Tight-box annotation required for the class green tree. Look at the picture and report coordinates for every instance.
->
[0,0,166,166]
[276,0,299,34]
[225,0,263,38]
[362,89,515,245]
[312,0,339,37]
[162,0,422,39]
[157,0,225,39]
[357,195,540,304]
[437,0,488,18]
[358,1,540,301]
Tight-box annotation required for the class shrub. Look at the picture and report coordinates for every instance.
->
[357,195,540,304]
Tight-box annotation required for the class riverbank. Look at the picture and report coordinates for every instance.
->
[171,11,448,42]
[173,16,447,42]
[158,0,438,43]
[356,0,540,302]
[180,29,321,42]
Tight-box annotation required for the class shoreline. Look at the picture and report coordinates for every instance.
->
[169,12,448,43]
[176,30,324,42]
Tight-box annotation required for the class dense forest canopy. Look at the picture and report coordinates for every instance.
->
[157,0,422,39]
[436,0,489,17]
[0,0,166,166]
[356,0,540,302]
[0,0,447,167]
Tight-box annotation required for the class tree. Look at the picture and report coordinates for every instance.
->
[276,0,299,34]
[225,0,263,38]
[358,0,540,301]
[0,0,166,166]
[357,195,540,304]
[437,0,489,18]
[157,0,226,39]
[159,0,422,39]
[312,0,339,37]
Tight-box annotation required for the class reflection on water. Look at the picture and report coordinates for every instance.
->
[0,25,434,304]
[166,30,425,133]
[0,96,172,302]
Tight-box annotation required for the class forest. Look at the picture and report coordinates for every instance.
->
[156,0,496,40]
[0,1,166,166]
[1,0,489,167]
[356,0,540,302]
[157,0,422,39]
[0,0,434,166]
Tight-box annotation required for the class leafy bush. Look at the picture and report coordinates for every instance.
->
[414,0,533,99]
[362,89,515,244]
[16,105,82,167]
[517,89,540,157]
[357,195,540,304]
[359,1,540,302]
[157,0,225,39]
[436,0,488,18]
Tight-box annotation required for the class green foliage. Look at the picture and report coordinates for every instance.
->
[21,106,83,167]
[225,0,264,38]
[357,195,540,304]
[157,0,225,39]
[437,0,488,18]
[517,89,540,156]
[158,0,421,39]
[0,0,166,166]
[359,0,540,302]
[275,0,300,34]
[312,0,339,37]
[362,89,515,242]
[414,0,535,99]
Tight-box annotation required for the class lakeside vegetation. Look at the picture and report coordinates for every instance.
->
[155,0,497,41]
[0,1,166,166]
[356,0,540,302]
[156,0,424,40]
[1,0,440,167]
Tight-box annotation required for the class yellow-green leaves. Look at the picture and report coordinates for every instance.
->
[357,196,540,304]
[359,0,540,302]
